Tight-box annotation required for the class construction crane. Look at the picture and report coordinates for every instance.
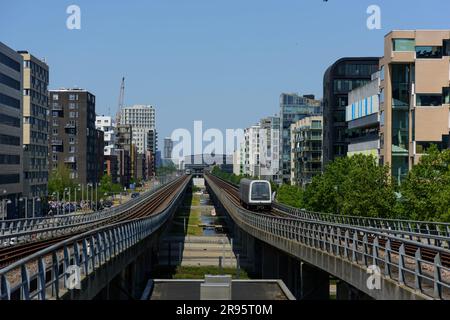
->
[116,77,125,125]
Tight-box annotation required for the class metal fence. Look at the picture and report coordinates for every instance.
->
[0,176,189,300]
[0,177,179,248]
[273,202,450,248]
[209,174,450,241]
[207,176,450,300]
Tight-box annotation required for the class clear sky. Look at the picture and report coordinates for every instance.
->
[1,0,450,147]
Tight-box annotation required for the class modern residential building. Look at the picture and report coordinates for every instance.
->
[379,30,450,184]
[290,115,323,187]
[233,148,241,176]
[346,72,381,160]
[242,124,261,178]
[115,124,133,186]
[95,115,116,156]
[323,58,379,165]
[259,116,281,182]
[0,42,23,218]
[163,137,173,161]
[118,104,155,154]
[279,93,321,183]
[19,51,49,199]
[49,88,97,184]
[95,129,105,182]
[147,129,158,177]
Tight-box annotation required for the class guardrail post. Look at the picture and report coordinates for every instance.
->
[398,244,405,285]
[90,235,97,269]
[20,264,30,300]
[372,237,379,267]
[82,238,90,275]
[37,257,46,300]
[344,230,349,259]
[52,251,60,299]
[414,248,422,292]
[362,234,368,266]
[384,239,391,278]
[1,275,11,300]
[352,233,357,263]
[433,253,442,299]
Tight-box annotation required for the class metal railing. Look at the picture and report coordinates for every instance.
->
[207,175,450,300]
[0,176,189,300]
[209,173,450,242]
[0,176,179,248]
[274,202,450,247]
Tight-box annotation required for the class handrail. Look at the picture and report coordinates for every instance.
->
[0,175,190,300]
[0,176,180,247]
[209,173,450,239]
[206,175,450,300]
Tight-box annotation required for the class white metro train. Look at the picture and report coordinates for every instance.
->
[239,178,272,211]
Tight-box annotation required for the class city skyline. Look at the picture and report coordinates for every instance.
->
[2,0,450,141]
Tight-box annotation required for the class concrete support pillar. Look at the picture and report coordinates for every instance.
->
[299,262,330,300]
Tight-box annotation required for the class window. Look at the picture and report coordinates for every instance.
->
[0,154,20,165]
[0,113,20,128]
[380,66,385,81]
[443,88,450,105]
[444,40,450,56]
[416,46,443,59]
[52,128,58,134]
[393,39,415,51]
[416,94,442,107]
[0,174,20,184]
[52,94,59,101]
[0,134,20,146]
[69,146,76,153]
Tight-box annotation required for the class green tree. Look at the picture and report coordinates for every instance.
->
[48,166,75,198]
[398,145,450,222]
[276,184,304,208]
[304,154,396,218]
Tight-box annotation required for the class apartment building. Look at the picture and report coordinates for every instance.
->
[346,72,381,160]
[279,93,321,183]
[259,116,281,182]
[49,89,98,184]
[0,42,23,218]
[379,30,450,184]
[19,51,49,198]
[290,116,323,187]
[118,105,155,154]
[323,58,379,165]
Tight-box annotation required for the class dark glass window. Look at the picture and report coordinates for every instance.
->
[416,94,442,106]
[444,40,450,56]
[251,182,271,201]
[416,46,443,59]
[0,134,20,146]
[391,64,412,108]
[416,142,443,154]
[0,92,20,109]
[443,87,450,104]
[0,73,20,90]
[0,174,20,184]
[0,154,20,165]
[0,113,20,128]
[0,52,21,72]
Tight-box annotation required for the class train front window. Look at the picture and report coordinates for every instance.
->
[251,182,270,201]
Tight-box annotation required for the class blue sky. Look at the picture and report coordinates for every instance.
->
[1,0,450,146]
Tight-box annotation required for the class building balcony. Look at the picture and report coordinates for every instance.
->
[52,104,63,111]
[65,123,76,129]
[51,139,63,146]
[64,156,76,163]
